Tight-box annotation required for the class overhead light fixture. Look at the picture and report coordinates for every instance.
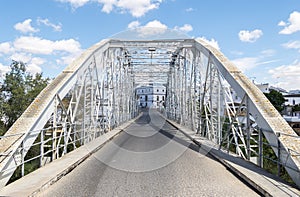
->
[148,47,156,52]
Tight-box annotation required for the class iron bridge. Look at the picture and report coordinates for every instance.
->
[0,29,300,189]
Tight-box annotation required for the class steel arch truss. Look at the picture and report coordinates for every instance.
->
[165,39,300,186]
[0,40,137,187]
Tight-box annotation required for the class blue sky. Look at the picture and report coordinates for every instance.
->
[0,0,300,91]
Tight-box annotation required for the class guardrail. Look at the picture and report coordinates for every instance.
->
[219,124,300,184]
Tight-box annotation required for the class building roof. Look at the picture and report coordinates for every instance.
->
[284,94,300,98]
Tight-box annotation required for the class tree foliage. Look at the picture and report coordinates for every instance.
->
[264,89,285,113]
[0,60,50,134]
[292,104,300,112]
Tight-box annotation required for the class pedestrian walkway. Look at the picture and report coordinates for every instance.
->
[166,118,300,197]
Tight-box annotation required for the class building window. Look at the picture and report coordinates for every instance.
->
[162,96,165,101]
[157,96,159,101]
[157,89,159,92]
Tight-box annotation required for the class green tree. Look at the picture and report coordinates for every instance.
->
[25,72,49,104]
[0,96,6,136]
[292,104,300,112]
[264,89,285,113]
[1,61,27,130]
[0,60,50,132]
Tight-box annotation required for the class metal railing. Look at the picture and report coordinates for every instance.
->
[0,121,107,183]
[219,125,300,183]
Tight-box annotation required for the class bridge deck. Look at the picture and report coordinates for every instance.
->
[1,110,299,196]
[38,110,259,196]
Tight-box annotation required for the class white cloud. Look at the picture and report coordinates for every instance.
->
[128,20,140,29]
[282,40,300,52]
[268,60,300,90]
[27,63,42,75]
[97,0,116,13]
[53,39,82,53]
[27,57,44,74]
[58,0,162,17]
[115,0,161,17]
[58,51,82,65]
[197,37,220,51]
[231,57,260,72]
[56,0,90,8]
[14,19,39,34]
[136,20,168,37]
[278,21,286,26]
[185,8,194,12]
[260,49,276,57]
[231,56,279,73]
[10,52,32,63]
[0,42,14,54]
[143,20,167,29]
[238,29,263,43]
[9,53,43,75]
[14,36,54,54]
[2,36,83,76]
[0,63,10,78]
[278,11,300,35]
[37,18,62,32]
[30,57,45,66]
[174,24,193,33]
[13,36,82,55]
[128,20,193,37]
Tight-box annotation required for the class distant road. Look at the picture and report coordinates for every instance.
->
[39,110,259,196]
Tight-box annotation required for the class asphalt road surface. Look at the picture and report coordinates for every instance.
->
[39,110,259,197]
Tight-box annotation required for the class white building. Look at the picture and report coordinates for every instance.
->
[284,94,300,106]
[281,92,300,134]
[256,83,270,93]
[289,90,300,94]
[255,83,288,95]
[136,84,166,108]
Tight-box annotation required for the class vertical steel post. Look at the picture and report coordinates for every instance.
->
[277,133,281,177]
[246,96,251,160]
[40,129,44,167]
[21,141,25,177]
[53,96,57,160]
[258,128,263,168]
[63,123,68,154]
[191,57,196,131]
[183,53,187,126]
[217,78,221,144]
